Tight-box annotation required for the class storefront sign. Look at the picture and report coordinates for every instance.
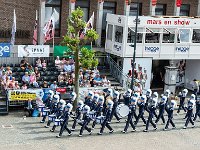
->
[18,45,50,57]
[176,47,189,52]
[0,30,30,38]
[7,89,44,101]
[145,46,159,52]
[0,43,10,57]
[114,44,122,51]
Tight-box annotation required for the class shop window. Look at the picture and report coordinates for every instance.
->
[75,0,90,21]
[115,26,123,43]
[130,3,142,16]
[177,29,190,43]
[107,24,113,41]
[180,4,190,16]
[45,0,61,37]
[162,28,175,43]
[127,28,143,43]
[145,28,160,43]
[155,4,166,16]
[192,29,200,43]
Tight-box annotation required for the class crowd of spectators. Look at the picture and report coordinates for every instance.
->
[0,56,111,94]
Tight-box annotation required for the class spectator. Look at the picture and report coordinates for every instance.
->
[30,72,37,85]
[61,57,66,70]
[26,65,34,75]
[24,99,37,117]
[55,56,61,68]
[20,58,29,71]
[42,59,47,71]
[14,82,20,89]
[71,62,75,72]
[89,76,95,87]
[102,75,108,87]
[36,58,42,68]
[69,56,74,65]
[63,61,72,73]
[42,81,49,88]
[7,77,15,89]
[7,72,13,80]
[0,65,4,79]
[5,66,12,76]
[93,74,102,86]
[21,83,28,89]
[58,72,65,82]
[22,72,30,85]
[34,67,40,80]
[50,81,58,90]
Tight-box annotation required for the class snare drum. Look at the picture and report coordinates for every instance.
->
[116,104,129,118]
[38,105,45,112]
[89,111,96,120]
[42,109,50,117]
[95,116,105,124]
[54,119,61,126]
[48,114,56,122]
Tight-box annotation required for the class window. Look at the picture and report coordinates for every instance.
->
[130,3,142,16]
[177,29,190,43]
[127,28,143,43]
[162,28,175,43]
[75,0,90,21]
[180,4,190,16]
[145,28,160,43]
[192,29,200,43]
[155,4,166,16]
[45,0,61,37]
[115,26,123,43]
[107,24,113,41]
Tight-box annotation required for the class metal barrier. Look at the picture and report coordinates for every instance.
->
[106,56,130,91]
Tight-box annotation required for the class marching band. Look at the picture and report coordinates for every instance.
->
[37,88,200,138]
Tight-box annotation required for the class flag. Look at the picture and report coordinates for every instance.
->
[152,0,157,6]
[80,12,94,39]
[11,9,16,45]
[176,0,182,7]
[33,10,38,45]
[43,11,55,43]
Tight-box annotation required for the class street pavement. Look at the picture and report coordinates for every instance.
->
[0,110,200,150]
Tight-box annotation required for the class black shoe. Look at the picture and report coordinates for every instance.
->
[109,130,114,134]
[143,129,148,132]
[56,135,61,138]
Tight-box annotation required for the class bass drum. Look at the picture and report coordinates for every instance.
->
[116,104,129,118]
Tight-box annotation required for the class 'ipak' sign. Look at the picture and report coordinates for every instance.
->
[0,43,10,57]
[145,46,159,53]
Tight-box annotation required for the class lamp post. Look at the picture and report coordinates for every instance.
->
[130,0,139,90]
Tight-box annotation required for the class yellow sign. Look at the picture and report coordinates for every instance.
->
[9,91,37,101]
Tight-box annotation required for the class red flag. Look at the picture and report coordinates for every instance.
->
[33,10,38,45]
[152,0,157,6]
[43,13,55,43]
[176,0,182,7]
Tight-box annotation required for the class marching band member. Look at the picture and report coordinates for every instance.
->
[91,94,99,110]
[122,97,137,133]
[103,89,113,114]
[123,89,132,106]
[44,90,54,108]
[68,92,77,104]
[110,91,121,123]
[56,103,73,138]
[134,95,146,126]
[163,100,176,131]
[143,97,157,132]
[45,99,66,128]
[40,94,59,123]
[151,92,158,119]
[91,96,104,129]
[98,100,114,135]
[177,89,188,114]
[194,96,200,121]
[79,105,92,137]
[145,89,152,111]
[183,94,196,129]
[85,91,94,108]
[155,96,167,124]
[71,100,84,131]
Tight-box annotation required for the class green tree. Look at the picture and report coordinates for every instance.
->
[62,8,99,106]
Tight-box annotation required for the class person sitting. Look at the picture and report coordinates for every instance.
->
[50,81,58,90]
[34,67,40,80]
[42,81,49,88]
[102,75,109,87]
[36,58,42,68]
[63,62,72,73]
[58,72,65,82]
[14,82,20,89]
[55,56,61,69]
[30,72,37,85]
[5,66,12,76]
[21,83,28,89]
[93,74,102,86]
[42,59,47,71]
[0,65,5,79]
[26,65,34,75]
[22,72,30,85]
[7,77,16,89]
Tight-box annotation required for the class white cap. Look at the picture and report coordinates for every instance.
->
[153,92,158,98]
[98,96,105,105]
[146,89,152,96]
[65,103,73,112]
[140,95,147,103]
[107,100,114,109]
[93,94,99,102]
[191,94,196,100]
[161,96,167,102]
[83,105,90,113]
[113,91,120,99]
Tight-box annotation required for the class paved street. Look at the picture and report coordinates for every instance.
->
[0,110,200,150]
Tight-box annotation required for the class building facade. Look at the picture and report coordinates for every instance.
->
[0,0,200,46]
